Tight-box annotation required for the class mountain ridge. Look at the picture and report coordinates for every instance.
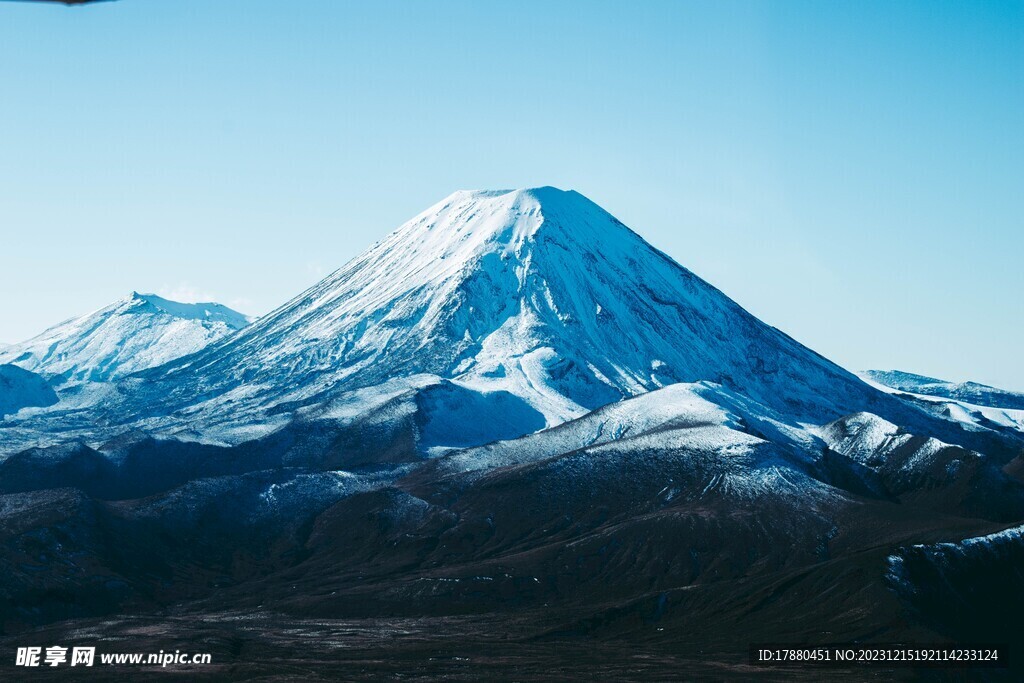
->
[864,369,1024,411]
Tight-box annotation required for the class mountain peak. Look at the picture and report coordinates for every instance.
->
[140,187,885,441]
[445,186,574,202]
[125,291,173,307]
[118,292,251,326]
[382,186,631,272]
[0,293,251,383]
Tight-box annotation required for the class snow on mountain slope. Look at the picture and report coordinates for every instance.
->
[137,187,896,440]
[861,371,1024,436]
[917,396,1024,436]
[863,370,1024,411]
[0,293,251,383]
[432,381,813,477]
[819,412,952,473]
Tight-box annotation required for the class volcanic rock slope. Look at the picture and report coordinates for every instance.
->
[0,365,57,418]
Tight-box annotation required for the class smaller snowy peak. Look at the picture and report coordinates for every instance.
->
[863,370,1024,411]
[0,293,251,383]
[820,411,955,474]
[820,412,909,465]
[122,292,253,327]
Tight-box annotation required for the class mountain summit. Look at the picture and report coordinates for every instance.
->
[139,187,891,440]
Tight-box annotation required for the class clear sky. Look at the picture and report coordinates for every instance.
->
[1,1,1021,389]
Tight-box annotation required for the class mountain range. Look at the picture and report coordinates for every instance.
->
[2,189,999,454]
[0,187,1022,679]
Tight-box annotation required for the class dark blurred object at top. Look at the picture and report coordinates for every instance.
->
[5,0,113,4]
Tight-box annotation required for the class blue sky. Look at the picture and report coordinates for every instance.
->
[1,1,1021,389]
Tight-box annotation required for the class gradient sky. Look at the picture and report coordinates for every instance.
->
[1,1,1021,389]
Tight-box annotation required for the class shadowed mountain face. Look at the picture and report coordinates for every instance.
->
[1,189,1022,679]
[0,365,57,417]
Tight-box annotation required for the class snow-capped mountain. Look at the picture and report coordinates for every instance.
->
[864,370,1024,410]
[0,292,251,384]
[136,187,896,443]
